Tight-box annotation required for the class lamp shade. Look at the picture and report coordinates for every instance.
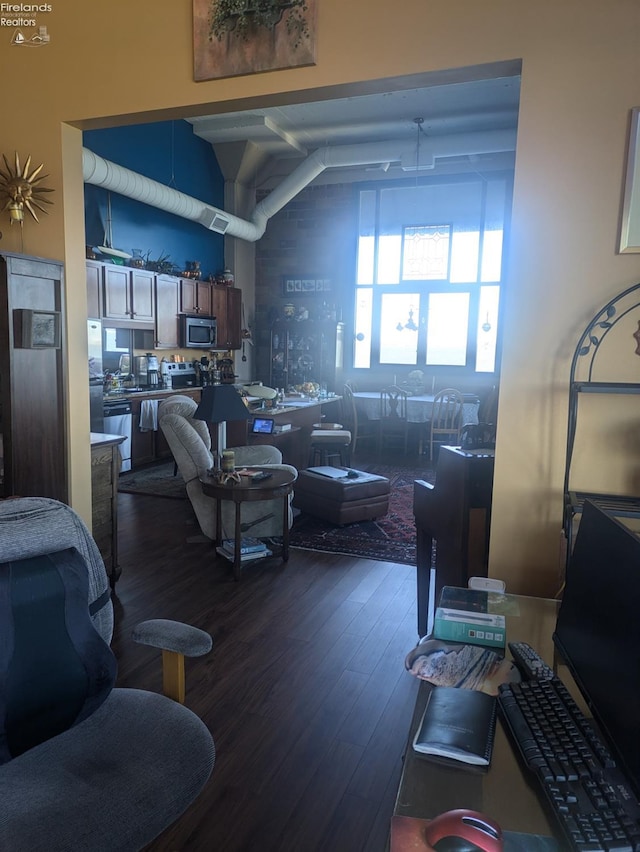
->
[194,384,252,424]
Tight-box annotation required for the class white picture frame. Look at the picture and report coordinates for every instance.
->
[619,107,640,253]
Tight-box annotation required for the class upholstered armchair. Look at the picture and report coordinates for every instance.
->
[0,496,214,850]
[159,394,297,541]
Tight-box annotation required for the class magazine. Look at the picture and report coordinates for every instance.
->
[404,637,520,696]
[216,546,271,563]
[222,537,266,554]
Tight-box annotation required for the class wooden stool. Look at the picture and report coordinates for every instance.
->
[308,427,352,467]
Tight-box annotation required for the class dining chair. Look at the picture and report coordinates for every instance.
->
[378,385,410,454]
[478,384,499,426]
[342,384,377,456]
[426,387,465,461]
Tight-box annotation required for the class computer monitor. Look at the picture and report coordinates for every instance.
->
[553,500,640,799]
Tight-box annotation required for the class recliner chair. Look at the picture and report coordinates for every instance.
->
[159,394,297,541]
[0,496,215,851]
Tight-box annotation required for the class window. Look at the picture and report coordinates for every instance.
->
[353,174,511,375]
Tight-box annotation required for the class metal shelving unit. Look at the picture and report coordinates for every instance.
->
[563,282,640,567]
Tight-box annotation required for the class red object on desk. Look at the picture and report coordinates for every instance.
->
[391,810,503,851]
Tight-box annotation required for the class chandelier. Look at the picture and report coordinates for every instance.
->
[397,306,418,332]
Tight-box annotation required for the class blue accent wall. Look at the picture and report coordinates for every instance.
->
[83,120,225,280]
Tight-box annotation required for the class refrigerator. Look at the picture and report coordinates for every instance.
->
[88,319,104,432]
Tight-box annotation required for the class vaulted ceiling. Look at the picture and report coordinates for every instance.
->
[188,65,521,188]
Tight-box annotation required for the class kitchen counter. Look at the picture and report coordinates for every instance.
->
[125,387,202,469]
[103,387,201,401]
[90,431,127,446]
[90,432,126,587]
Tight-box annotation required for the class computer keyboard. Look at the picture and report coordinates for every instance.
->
[498,678,640,852]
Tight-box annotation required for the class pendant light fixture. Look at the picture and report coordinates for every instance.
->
[397,305,419,332]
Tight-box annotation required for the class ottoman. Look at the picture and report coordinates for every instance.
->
[292,468,390,525]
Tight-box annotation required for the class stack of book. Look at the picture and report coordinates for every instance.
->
[216,537,271,563]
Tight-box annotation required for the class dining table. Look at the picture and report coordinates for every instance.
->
[352,391,480,426]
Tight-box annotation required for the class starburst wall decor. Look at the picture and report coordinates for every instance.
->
[0,152,54,226]
[193,0,317,81]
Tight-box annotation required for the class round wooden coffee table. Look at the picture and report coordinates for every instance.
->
[200,466,297,579]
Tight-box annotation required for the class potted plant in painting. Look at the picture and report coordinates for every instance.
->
[209,0,309,47]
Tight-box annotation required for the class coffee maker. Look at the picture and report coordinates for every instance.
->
[147,354,159,387]
[134,353,159,388]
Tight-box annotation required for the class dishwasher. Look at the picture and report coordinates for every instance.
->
[103,399,132,472]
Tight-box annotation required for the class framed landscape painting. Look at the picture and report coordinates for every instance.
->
[193,0,317,82]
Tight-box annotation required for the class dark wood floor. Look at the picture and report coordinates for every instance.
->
[112,479,421,852]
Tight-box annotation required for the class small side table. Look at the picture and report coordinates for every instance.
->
[200,466,297,579]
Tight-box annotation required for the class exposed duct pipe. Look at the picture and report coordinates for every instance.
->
[82,129,516,243]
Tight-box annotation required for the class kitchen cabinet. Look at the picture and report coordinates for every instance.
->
[179,278,212,316]
[103,266,154,325]
[154,274,180,348]
[211,284,242,349]
[0,253,67,502]
[91,433,125,587]
[129,388,201,469]
[270,319,344,392]
[86,260,102,318]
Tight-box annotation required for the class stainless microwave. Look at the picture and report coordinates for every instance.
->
[179,314,217,349]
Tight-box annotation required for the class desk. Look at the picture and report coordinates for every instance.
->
[353,391,479,426]
[200,466,297,579]
[394,594,561,838]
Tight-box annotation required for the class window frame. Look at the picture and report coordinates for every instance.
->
[350,171,513,378]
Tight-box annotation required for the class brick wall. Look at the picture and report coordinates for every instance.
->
[254,183,356,385]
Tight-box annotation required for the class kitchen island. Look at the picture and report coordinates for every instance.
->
[228,395,343,470]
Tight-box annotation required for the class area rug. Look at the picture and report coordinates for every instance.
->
[118,459,434,565]
[118,462,187,500]
[289,463,434,566]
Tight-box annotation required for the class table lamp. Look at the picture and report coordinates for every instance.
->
[193,384,252,461]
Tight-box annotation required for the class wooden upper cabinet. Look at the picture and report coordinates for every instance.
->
[155,275,180,348]
[225,286,242,350]
[211,284,242,349]
[131,269,154,322]
[103,266,130,320]
[103,266,154,325]
[86,260,103,318]
[179,278,212,315]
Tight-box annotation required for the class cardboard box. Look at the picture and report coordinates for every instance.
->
[434,606,506,649]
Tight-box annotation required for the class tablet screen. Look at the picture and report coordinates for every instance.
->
[251,417,274,434]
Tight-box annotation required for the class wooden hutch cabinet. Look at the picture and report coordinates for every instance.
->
[270,319,344,392]
[0,253,67,502]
